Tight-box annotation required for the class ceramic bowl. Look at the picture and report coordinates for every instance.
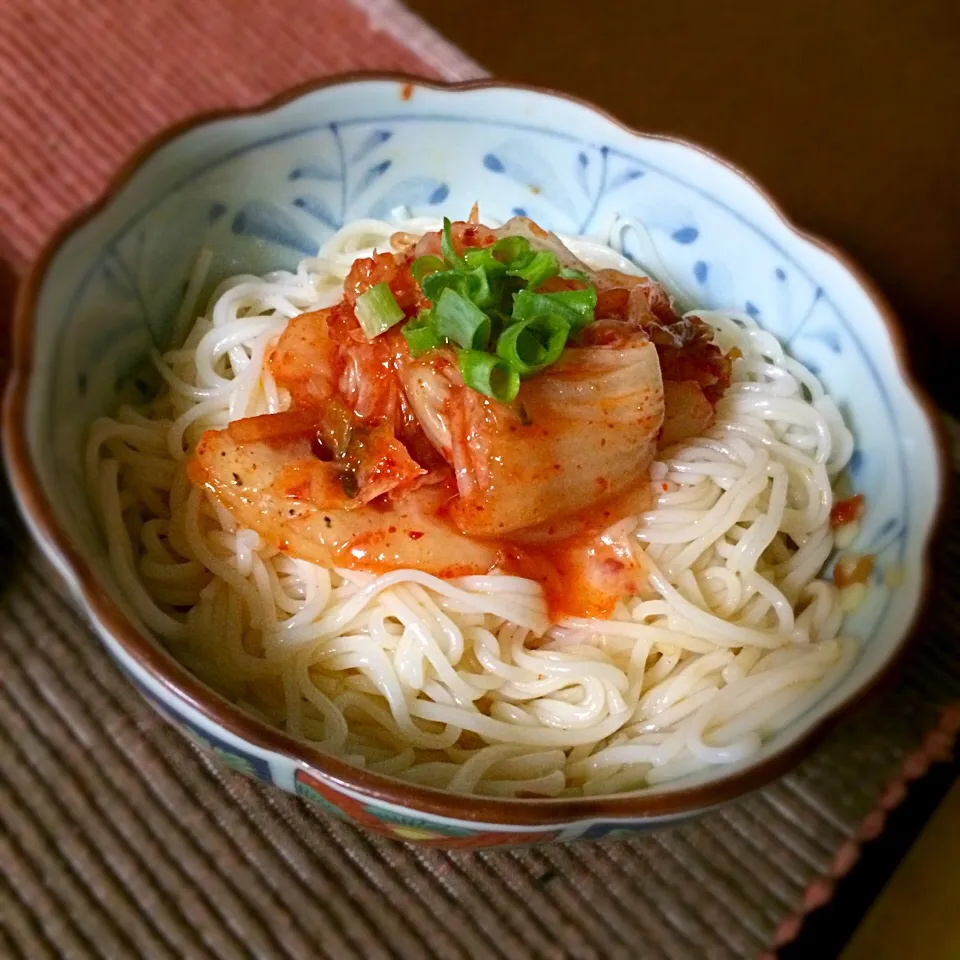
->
[4,74,946,847]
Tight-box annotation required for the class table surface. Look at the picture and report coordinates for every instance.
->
[842,779,960,960]
[406,0,960,417]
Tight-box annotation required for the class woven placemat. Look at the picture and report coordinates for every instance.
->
[1,3,958,958]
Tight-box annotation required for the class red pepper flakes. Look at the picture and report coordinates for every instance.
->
[834,553,874,588]
[831,493,865,528]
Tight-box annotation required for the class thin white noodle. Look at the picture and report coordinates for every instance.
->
[88,213,860,797]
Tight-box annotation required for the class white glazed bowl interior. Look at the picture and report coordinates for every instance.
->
[9,77,944,831]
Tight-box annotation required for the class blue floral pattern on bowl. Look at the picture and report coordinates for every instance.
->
[128,674,274,782]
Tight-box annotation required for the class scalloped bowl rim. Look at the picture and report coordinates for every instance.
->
[2,72,949,826]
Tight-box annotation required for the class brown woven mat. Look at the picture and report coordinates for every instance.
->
[2,3,959,958]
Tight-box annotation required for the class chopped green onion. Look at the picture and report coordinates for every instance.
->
[492,236,532,267]
[402,311,442,357]
[550,287,597,325]
[465,266,495,309]
[405,225,598,401]
[508,250,559,289]
[462,246,508,277]
[411,255,445,283]
[355,282,405,339]
[512,287,597,329]
[420,267,494,309]
[457,349,520,403]
[421,269,470,303]
[496,314,569,376]
[434,288,491,350]
[441,217,457,264]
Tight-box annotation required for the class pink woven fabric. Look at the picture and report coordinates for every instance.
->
[0,0,482,269]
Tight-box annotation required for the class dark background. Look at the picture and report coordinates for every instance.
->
[407,0,960,415]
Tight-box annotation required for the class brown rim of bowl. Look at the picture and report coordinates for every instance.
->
[3,72,951,826]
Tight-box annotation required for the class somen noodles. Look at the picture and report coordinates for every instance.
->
[86,212,862,797]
